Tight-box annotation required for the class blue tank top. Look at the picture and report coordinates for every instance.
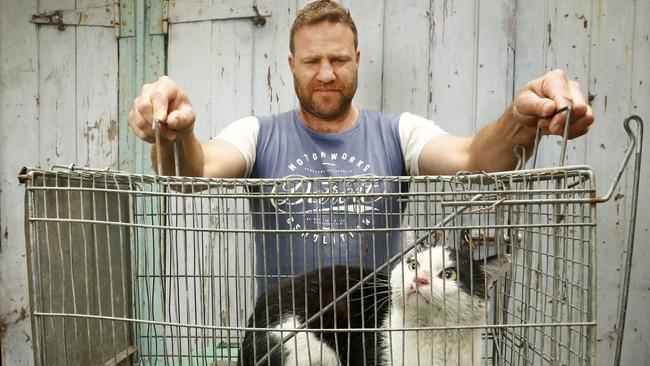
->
[250,109,408,293]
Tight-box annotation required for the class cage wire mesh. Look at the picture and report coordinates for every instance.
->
[19,112,643,366]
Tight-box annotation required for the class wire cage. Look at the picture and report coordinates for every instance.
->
[20,118,642,366]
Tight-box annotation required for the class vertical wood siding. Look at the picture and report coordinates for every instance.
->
[1,0,648,364]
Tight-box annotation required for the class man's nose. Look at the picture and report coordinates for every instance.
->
[316,62,335,83]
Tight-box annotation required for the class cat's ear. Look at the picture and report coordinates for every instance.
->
[405,229,416,246]
[481,254,511,288]
[458,229,472,254]
[460,229,471,245]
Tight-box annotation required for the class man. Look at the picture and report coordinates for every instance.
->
[129,1,593,290]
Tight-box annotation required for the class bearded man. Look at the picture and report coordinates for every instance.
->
[129,0,593,291]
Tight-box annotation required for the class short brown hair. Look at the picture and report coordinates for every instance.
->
[290,0,358,54]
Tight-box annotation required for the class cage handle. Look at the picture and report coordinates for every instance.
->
[613,115,643,366]
[526,110,642,204]
[526,106,573,169]
[153,119,180,176]
[593,115,643,203]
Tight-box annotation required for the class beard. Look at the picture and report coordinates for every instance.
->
[294,73,358,120]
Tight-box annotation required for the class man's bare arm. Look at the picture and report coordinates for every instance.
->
[418,69,594,175]
[129,76,247,178]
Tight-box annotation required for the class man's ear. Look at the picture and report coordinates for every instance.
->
[355,49,360,65]
[288,54,295,73]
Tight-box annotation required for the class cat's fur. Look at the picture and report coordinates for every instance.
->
[239,266,391,365]
[240,230,510,365]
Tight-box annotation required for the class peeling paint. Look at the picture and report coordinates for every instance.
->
[266,66,271,89]
[107,119,118,141]
[0,307,29,340]
[588,94,596,104]
[548,22,552,47]
[3,225,7,239]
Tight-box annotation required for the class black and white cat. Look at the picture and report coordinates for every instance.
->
[239,230,510,365]
[380,230,510,365]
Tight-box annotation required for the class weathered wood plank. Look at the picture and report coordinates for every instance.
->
[117,0,137,172]
[37,0,78,168]
[251,0,298,116]
[76,0,119,169]
[586,1,643,364]
[475,0,514,131]
[427,0,478,136]
[382,0,430,117]
[617,0,650,364]
[209,17,254,134]
[0,0,39,364]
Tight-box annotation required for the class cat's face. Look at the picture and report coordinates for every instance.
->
[390,231,510,322]
[390,245,463,308]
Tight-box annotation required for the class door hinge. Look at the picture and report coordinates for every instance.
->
[31,1,122,37]
[155,0,272,34]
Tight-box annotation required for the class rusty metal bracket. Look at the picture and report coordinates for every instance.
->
[156,0,272,34]
[30,2,121,37]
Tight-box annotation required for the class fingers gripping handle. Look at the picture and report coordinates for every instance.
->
[527,106,573,169]
[153,119,180,177]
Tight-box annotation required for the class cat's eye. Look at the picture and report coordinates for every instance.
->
[407,258,419,271]
[440,268,457,281]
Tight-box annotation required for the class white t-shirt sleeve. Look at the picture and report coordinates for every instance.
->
[213,116,260,177]
[398,112,449,176]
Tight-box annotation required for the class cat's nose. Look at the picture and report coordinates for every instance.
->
[414,277,430,287]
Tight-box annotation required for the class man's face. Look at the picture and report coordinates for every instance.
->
[289,21,360,120]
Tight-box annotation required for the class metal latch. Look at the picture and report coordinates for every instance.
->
[159,1,272,34]
[30,2,121,37]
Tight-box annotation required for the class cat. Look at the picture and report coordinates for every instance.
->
[380,230,511,365]
[239,230,510,366]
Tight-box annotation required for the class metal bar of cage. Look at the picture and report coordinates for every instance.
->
[18,116,642,366]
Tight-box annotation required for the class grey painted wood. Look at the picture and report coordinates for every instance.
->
[250,0,298,117]
[2,0,649,364]
[383,0,431,117]
[625,0,650,362]
[1,0,120,364]
[586,1,646,365]
[0,1,40,365]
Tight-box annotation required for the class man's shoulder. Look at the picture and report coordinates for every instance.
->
[360,109,402,130]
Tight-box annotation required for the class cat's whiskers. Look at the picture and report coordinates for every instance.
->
[351,297,392,319]
[346,291,392,302]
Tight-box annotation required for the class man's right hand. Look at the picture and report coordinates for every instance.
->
[128,76,197,143]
